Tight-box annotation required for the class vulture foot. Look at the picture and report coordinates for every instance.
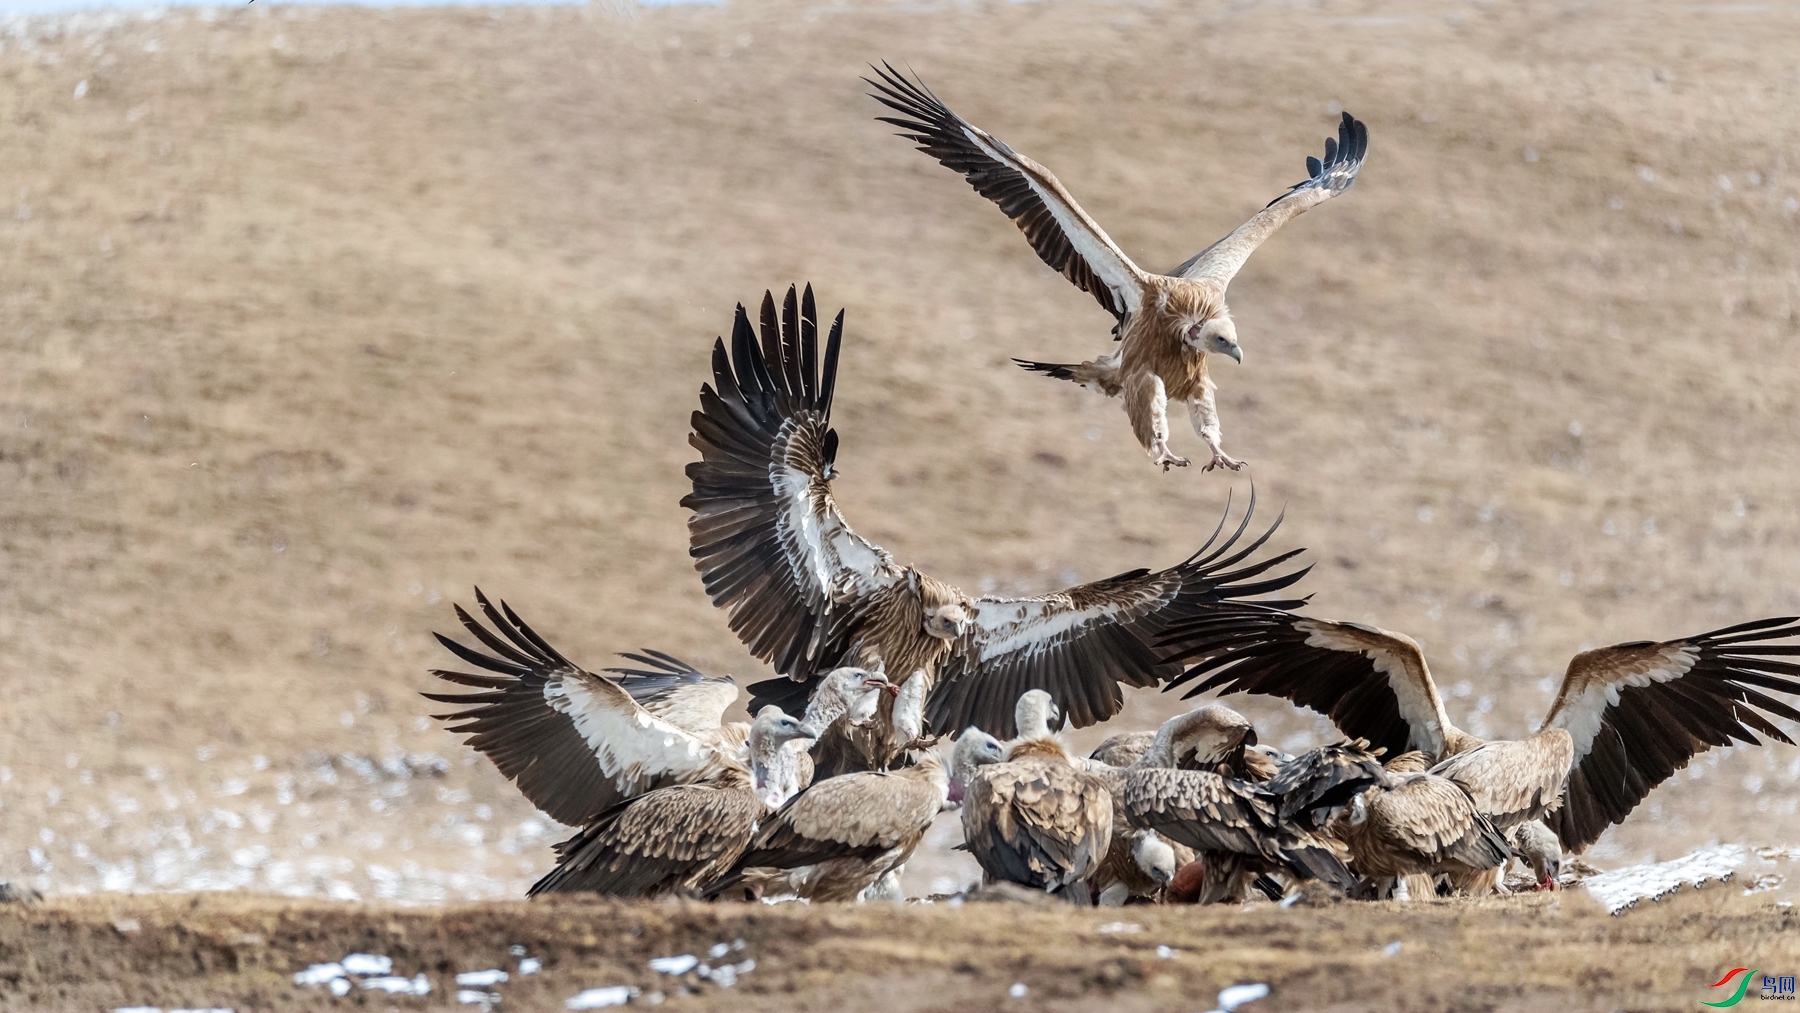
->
[1150,444,1191,472]
[1203,449,1245,472]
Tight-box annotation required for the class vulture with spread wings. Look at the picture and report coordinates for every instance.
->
[682,285,1311,750]
[867,64,1368,473]
[1157,607,1800,852]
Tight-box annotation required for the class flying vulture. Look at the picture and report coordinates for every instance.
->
[1159,607,1800,852]
[683,285,1310,751]
[867,64,1368,472]
[709,750,951,903]
[528,707,819,897]
[959,692,1116,897]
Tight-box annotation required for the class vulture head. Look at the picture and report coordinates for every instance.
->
[1164,285,1240,363]
[807,667,896,730]
[1512,821,1563,891]
[1131,831,1179,887]
[1013,689,1064,741]
[947,729,1007,805]
[1184,315,1243,364]
[911,570,972,640]
[751,706,822,750]
[1173,704,1257,766]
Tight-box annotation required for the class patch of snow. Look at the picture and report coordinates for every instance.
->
[1583,843,1748,914]
[457,970,508,987]
[340,953,391,976]
[648,954,698,975]
[565,986,637,1009]
[292,962,344,986]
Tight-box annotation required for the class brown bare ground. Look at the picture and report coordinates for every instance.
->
[0,0,1798,987]
[4,886,1800,1013]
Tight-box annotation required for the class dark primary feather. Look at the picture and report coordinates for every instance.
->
[1156,605,1417,759]
[1271,111,1368,206]
[1552,618,1800,852]
[528,777,762,897]
[600,649,731,711]
[1263,739,1387,826]
[683,285,879,688]
[928,491,1313,738]
[865,62,1127,321]
[423,589,635,827]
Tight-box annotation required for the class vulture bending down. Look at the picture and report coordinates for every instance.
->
[1159,607,1800,852]
[1330,771,1511,898]
[867,64,1367,472]
[528,708,819,897]
[710,750,951,903]
[683,284,1310,754]
[1114,707,1384,903]
[960,692,1115,897]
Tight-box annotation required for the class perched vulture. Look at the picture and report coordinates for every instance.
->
[1329,771,1512,898]
[710,750,950,903]
[867,64,1367,472]
[1160,607,1800,852]
[425,590,746,827]
[960,693,1115,896]
[683,285,1310,751]
[1114,707,1383,902]
[810,666,926,779]
[528,708,819,897]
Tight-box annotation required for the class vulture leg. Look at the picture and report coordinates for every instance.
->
[1188,387,1243,473]
[1125,373,1188,471]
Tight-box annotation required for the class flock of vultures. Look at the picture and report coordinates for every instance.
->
[424,69,1800,907]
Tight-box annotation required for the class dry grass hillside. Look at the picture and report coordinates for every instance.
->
[1,0,1798,906]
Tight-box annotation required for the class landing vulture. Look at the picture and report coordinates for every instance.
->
[528,708,819,897]
[683,285,1310,751]
[868,64,1368,472]
[1159,607,1800,852]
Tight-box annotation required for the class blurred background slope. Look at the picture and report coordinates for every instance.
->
[0,0,1796,900]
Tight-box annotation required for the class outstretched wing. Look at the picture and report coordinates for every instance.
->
[424,590,735,827]
[1542,617,1800,852]
[867,63,1145,325]
[1171,112,1368,289]
[1158,607,1452,759]
[683,286,906,686]
[601,650,739,736]
[927,494,1310,738]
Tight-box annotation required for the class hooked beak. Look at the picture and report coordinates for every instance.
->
[866,677,900,697]
[1224,345,1243,364]
[795,722,822,741]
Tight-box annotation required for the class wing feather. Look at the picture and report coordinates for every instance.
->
[1173,112,1369,287]
[1543,618,1800,852]
[927,492,1310,737]
[867,63,1145,321]
[684,288,904,686]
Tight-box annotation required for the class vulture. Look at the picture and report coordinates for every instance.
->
[867,64,1368,472]
[709,749,950,903]
[1091,828,1192,907]
[683,285,1310,756]
[425,590,748,827]
[1159,607,1800,852]
[959,692,1115,897]
[528,707,819,897]
[1113,706,1383,902]
[425,592,894,822]
[1330,770,1512,899]
[810,665,928,779]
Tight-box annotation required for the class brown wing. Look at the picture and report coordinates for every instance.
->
[528,775,762,897]
[867,63,1145,324]
[1159,606,1452,760]
[683,287,906,692]
[1171,112,1369,288]
[963,758,1114,891]
[1119,768,1275,858]
[928,493,1310,738]
[733,763,944,873]
[424,591,732,827]
[1089,731,1156,768]
[1540,617,1800,852]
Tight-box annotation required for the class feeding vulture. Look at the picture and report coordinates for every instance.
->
[528,707,819,897]
[959,692,1116,897]
[867,64,1368,472]
[1330,770,1512,898]
[1159,607,1800,852]
[683,285,1310,756]
[425,591,894,824]
[708,749,951,903]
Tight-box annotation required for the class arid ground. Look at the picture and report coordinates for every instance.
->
[0,0,1797,1007]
